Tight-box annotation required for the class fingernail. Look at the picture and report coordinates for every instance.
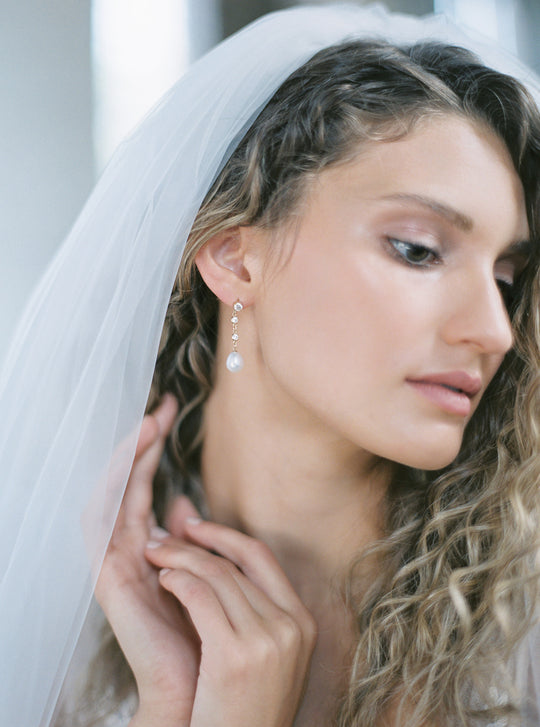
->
[186,517,202,525]
[146,540,162,549]
[150,526,169,540]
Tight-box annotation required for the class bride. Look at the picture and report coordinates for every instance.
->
[1,5,539,727]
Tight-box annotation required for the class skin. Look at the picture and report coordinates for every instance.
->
[97,115,530,726]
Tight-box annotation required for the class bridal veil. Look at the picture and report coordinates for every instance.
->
[0,4,538,725]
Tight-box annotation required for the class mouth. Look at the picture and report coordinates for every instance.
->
[406,371,483,417]
[439,383,469,395]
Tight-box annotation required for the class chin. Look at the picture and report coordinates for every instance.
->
[398,448,460,471]
[386,420,467,471]
[387,436,462,471]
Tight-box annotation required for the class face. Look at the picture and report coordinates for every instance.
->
[249,115,530,470]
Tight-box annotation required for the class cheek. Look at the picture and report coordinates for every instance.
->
[254,255,469,468]
[255,243,428,409]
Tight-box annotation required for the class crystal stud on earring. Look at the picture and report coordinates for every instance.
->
[226,300,244,372]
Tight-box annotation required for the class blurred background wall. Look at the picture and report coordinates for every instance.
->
[1,0,539,361]
[0,1,93,360]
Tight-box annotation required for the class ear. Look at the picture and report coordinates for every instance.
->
[194,227,256,306]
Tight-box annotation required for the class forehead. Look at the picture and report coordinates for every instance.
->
[309,114,529,242]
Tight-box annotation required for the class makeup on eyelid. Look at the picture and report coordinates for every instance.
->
[379,213,530,296]
[373,200,532,268]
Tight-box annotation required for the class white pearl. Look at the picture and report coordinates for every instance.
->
[226,352,244,372]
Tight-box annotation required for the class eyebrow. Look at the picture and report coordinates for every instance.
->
[379,192,533,258]
[379,193,474,231]
[501,237,534,260]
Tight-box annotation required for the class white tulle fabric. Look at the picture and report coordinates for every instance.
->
[0,4,538,726]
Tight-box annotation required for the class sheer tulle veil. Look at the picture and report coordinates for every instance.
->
[0,4,538,725]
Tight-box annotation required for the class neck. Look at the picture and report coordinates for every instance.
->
[199,362,390,602]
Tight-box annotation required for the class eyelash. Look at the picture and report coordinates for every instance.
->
[386,238,441,268]
[495,277,517,309]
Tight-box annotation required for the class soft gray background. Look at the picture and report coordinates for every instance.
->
[1,0,539,361]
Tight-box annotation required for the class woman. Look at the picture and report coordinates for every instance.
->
[1,5,539,727]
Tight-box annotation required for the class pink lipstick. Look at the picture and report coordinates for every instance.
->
[406,371,482,417]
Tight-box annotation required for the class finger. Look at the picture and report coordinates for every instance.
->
[165,495,202,539]
[133,414,160,459]
[147,540,277,629]
[122,427,161,526]
[123,394,178,527]
[158,567,236,644]
[150,392,178,438]
[182,520,302,613]
[133,392,178,460]
[133,393,178,475]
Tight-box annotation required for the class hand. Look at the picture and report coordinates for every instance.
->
[144,519,318,727]
[95,394,201,727]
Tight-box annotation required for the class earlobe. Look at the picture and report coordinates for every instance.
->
[195,227,254,305]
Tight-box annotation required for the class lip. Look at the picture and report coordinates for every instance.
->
[406,371,483,417]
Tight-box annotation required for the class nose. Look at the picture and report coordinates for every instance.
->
[441,269,514,355]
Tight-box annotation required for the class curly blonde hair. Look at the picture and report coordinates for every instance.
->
[61,39,540,727]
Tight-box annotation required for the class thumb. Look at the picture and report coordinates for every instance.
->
[165,495,202,538]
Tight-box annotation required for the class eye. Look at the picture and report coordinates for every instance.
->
[495,280,515,312]
[387,238,441,267]
[495,275,518,311]
[495,259,521,311]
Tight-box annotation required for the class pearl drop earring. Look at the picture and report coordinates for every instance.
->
[226,300,244,372]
